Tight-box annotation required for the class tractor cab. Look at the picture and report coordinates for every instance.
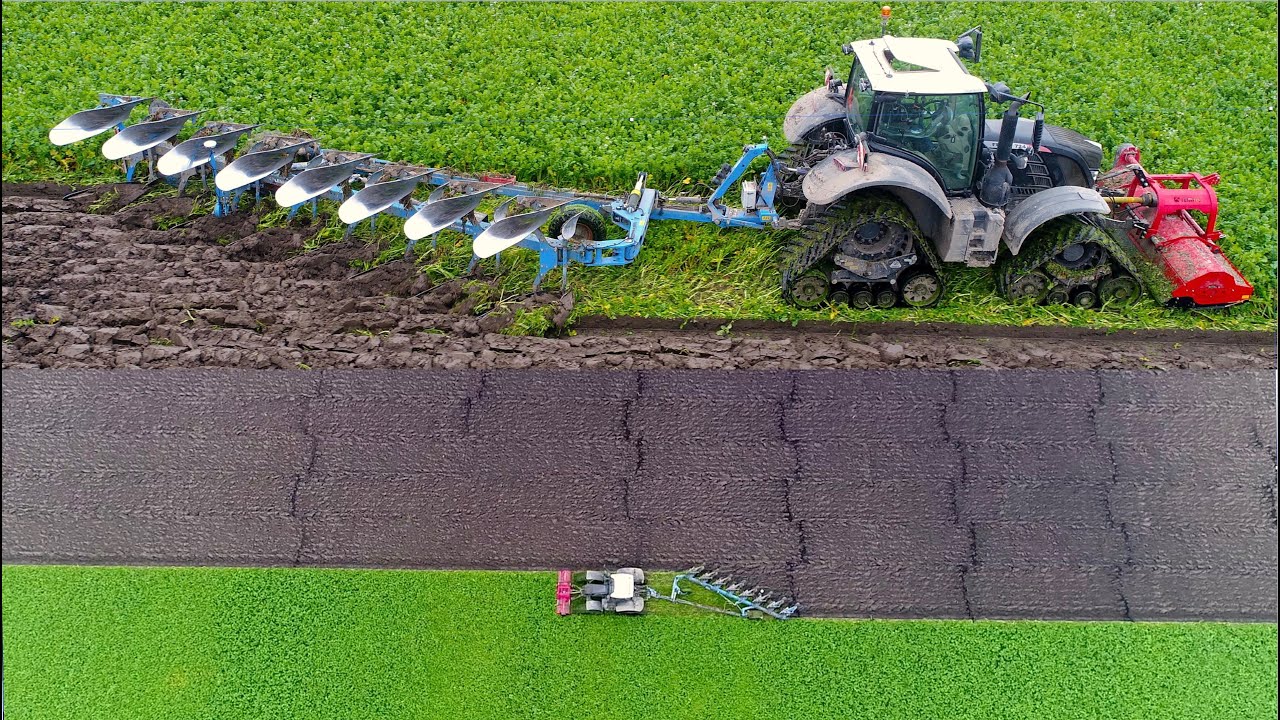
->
[842,36,988,193]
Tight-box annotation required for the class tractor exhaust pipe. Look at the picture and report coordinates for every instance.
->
[980,82,1042,209]
[979,102,1021,208]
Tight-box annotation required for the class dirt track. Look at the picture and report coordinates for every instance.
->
[3,182,1277,621]
[3,182,1275,371]
[3,369,1276,621]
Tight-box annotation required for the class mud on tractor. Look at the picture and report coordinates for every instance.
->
[48,19,1252,311]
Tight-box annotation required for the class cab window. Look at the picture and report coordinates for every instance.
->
[875,93,982,191]
[845,62,874,133]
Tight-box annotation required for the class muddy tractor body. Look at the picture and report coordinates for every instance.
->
[775,29,1252,310]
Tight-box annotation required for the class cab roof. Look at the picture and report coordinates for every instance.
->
[851,36,988,96]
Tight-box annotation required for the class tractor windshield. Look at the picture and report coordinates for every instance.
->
[875,92,982,191]
[845,62,874,133]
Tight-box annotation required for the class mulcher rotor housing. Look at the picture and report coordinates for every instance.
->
[48,19,1251,311]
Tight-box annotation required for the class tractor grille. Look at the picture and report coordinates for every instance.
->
[1011,156,1055,199]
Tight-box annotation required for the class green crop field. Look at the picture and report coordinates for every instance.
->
[2,2,1276,331]
[3,565,1277,720]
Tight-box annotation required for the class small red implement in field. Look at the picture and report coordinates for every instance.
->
[555,569,573,616]
[1099,145,1253,308]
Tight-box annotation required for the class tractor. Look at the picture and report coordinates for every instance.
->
[773,25,1249,310]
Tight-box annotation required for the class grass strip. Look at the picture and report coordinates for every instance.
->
[3,565,1276,720]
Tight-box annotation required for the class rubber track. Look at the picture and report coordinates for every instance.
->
[781,194,937,302]
[997,216,1144,299]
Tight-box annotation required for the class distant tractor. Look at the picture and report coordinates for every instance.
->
[579,568,647,615]
[775,25,1250,309]
[556,566,798,619]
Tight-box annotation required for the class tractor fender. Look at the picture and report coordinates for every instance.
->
[783,87,846,144]
[1003,186,1111,255]
[802,151,953,233]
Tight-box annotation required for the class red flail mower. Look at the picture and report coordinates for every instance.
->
[1099,145,1253,308]
[555,570,573,616]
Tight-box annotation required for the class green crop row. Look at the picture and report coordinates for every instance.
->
[4,565,1277,720]
[2,2,1276,330]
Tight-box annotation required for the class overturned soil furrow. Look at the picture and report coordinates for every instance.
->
[3,183,1275,371]
[3,368,1277,621]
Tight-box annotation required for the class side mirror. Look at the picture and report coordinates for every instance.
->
[824,67,843,93]
[956,26,982,62]
[986,82,1016,103]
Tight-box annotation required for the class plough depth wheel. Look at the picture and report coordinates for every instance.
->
[548,204,607,244]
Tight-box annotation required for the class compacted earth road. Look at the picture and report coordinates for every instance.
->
[3,182,1276,622]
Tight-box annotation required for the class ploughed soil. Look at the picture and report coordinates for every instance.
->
[3,182,1276,371]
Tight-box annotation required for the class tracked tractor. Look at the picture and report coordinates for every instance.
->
[48,17,1251,311]
[774,26,1251,309]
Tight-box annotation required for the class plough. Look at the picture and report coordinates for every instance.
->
[50,94,782,293]
[49,15,1254,309]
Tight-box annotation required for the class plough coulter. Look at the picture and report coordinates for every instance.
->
[49,14,1254,310]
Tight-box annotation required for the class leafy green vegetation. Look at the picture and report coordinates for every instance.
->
[3,565,1276,720]
[2,2,1276,330]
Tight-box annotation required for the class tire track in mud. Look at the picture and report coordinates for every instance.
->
[3,368,1276,621]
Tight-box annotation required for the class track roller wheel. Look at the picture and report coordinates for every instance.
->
[1072,287,1098,309]
[1046,286,1071,305]
[1005,271,1050,304]
[829,289,850,306]
[1099,276,1142,306]
[851,289,874,309]
[900,272,943,308]
[790,269,829,308]
[547,204,608,244]
[875,288,896,309]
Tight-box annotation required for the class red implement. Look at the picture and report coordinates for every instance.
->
[1100,145,1253,308]
[556,569,573,616]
